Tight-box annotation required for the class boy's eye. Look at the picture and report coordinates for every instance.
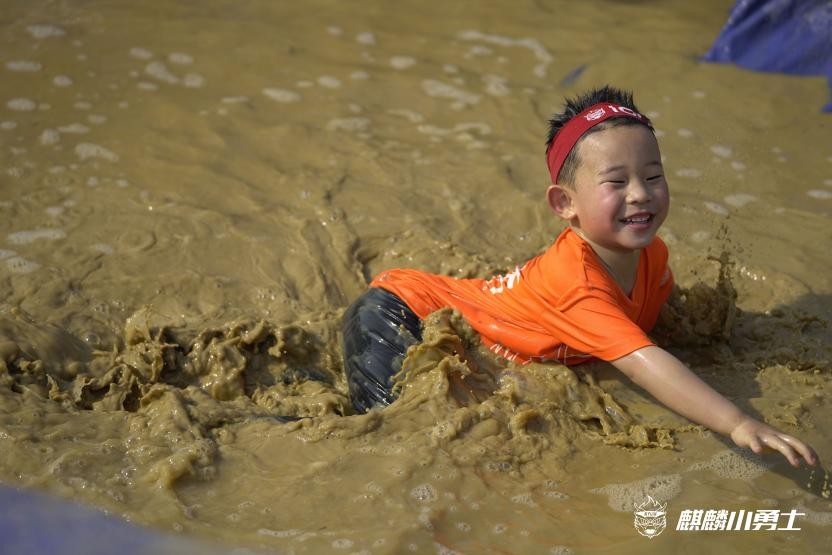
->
[647,174,664,181]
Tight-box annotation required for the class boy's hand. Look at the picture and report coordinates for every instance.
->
[729,416,819,467]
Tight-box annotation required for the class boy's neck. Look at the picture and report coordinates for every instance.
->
[572,228,641,294]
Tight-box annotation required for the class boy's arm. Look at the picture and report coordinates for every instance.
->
[613,346,819,467]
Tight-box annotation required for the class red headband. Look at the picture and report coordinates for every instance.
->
[546,102,651,183]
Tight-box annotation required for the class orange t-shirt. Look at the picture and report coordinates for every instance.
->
[370,227,673,365]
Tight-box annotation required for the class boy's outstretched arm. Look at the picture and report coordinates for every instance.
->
[613,346,819,467]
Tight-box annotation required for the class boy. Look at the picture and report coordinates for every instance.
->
[342,85,818,468]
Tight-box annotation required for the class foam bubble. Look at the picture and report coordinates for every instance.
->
[262,88,300,103]
[590,474,681,512]
[692,90,706,99]
[543,490,569,500]
[465,45,493,58]
[27,25,66,39]
[387,109,424,123]
[0,249,16,260]
[730,160,746,171]
[257,528,301,538]
[145,61,179,84]
[356,32,376,45]
[183,73,205,88]
[421,79,480,109]
[6,257,40,273]
[53,75,73,87]
[296,80,313,88]
[58,123,89,134]
[1,121,17,130]
[688,449,771,480]
[710,144,732,158]
[129,47,153,60]
[326,26,343,36]
[39,129,60,146]
[704,201,728,216]
[824,179,832,187]
[6,98,37,112]
[326,117,370,132]
[456,30,552,77]
[168,52,193,65]
[410,483,437,503]
[510,493,538,507]
[6,61,42,72]
[483,74,509,96]
[317,75,342,88]
[675,168,702,178]
[45,206,64,217]
[390,56,416,70]
[723,193,757,208]
[73,101,92,110]
[7,228,66,244]
[137,81,159,91]
[350,71,369,80]
[677,128,694,138]
[75,143,119,162]
[550,547,573,555]
[807,189,832,200]
[331,538,353,549]
[88,114,107,124]
[691,230,710,243]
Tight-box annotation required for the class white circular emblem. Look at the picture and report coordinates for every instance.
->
[585,108,606,121]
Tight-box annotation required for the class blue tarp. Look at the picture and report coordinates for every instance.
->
[703,0,832,112]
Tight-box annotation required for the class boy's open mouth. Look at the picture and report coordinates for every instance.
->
[620,213,653,225]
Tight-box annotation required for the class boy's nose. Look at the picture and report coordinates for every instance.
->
[627,179,652,203]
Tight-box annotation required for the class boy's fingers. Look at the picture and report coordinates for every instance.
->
[762,435,799,467]
[779,435,819,466]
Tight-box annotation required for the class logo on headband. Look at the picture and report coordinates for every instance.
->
[585,108,606,121]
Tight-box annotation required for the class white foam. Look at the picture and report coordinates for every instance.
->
[0,121,17,130]
[443,64,459,74]
[692,90,706,99]
[675,168,702,178]
[45,206,64,217]
[390,56,416,70]
[87,114,106,125]
[730,160,746,171]
[52,75,73,87]
[145,61,179,84]
[75,142,119,162]
[39,129,60,146]
[257,528,301,538]
[325,117,370,132]
[317,75,342,88]
[296,80,313,88]
[6,61,42,72]
[483,74,509,96]
[350,71,369,80]
[807,189,832,200]
[591,474,682,513]
[421,79,480,109]
[356,32,376,45]
[387,109,424,123]
[6,98,37,112]
[27,25,66,39]
[704,201,729,216]
[39,103,51,111]
[7,228,66,244]
[326,26,343,36]
[86,176,99,187]
[688,448,771,480]
[456,30,553,77]
[0,249,16,260]
[710,144,732,158]
[262,88,300,103]
[824,179,832,187]
[410,483,437,503]
[183,73,205,88]
[691,230,710,243]
[6,257,40,273]
[73,101,92,110]
[331,538,353,549]
[465,45,493,58]
[221,96,249,104]
[646,111,660,119]
[510,493,538,507]
[90,243,114,255]
[137,81,159,91]
[168,52,193,65]
[677,128,694,138]
[723,193,757,208]
[58,123,89,134]
[129,47,153,60]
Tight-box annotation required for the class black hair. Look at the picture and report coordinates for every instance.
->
[545,85,653,187]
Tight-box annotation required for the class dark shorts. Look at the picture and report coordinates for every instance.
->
[341,287,423,413]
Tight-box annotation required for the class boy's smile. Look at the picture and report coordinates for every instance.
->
[549,124,670,257]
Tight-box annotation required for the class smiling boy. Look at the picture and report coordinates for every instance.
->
[342,85,818,468]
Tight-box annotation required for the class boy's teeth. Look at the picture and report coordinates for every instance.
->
[624,215,650,223]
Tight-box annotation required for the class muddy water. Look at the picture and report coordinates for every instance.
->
[1,0,831,553]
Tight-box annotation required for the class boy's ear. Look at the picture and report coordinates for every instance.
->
[546,184,575,220]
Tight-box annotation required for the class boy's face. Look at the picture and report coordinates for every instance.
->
[548,124,669,254]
